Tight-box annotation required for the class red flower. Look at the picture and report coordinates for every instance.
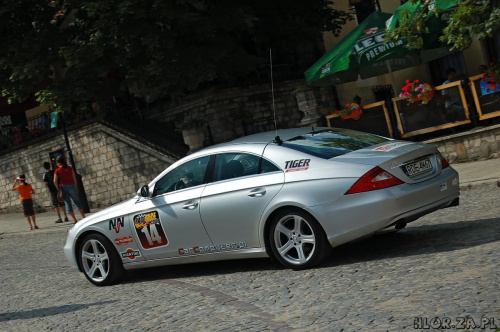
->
[399,79,435,104]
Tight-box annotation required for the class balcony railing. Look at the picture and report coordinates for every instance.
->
[325,100,394,138]
[468,74,500,121]
[392,81,472,139]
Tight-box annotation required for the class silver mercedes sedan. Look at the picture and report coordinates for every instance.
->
[64,127,460,286]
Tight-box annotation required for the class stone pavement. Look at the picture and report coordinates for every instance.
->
[0,158,499,238]
[1,188,498,331]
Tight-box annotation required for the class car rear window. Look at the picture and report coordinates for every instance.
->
[282,129,389,159]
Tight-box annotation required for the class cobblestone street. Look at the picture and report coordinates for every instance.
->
[1,188,499,331]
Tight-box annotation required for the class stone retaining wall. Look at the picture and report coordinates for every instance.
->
[424,124,500,163]
[149,79,336,145]
[0,122,177,214]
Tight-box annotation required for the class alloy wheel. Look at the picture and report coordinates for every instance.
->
[81,238,110,283]
[273,214,316,265]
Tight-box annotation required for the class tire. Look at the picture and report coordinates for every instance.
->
[78,233,124,286]
[268,208,331,270]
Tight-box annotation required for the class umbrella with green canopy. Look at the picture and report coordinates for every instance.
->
[304,11,454,91]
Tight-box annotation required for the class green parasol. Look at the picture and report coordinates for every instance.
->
[304,11,454,90]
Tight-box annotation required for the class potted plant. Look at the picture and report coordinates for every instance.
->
[399,79,436,104]
[332,96,363,120]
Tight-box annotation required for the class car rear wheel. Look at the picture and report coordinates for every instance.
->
[269,209,331,270]
[78,233,124,286]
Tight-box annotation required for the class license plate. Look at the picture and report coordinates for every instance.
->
[404,158,432,176]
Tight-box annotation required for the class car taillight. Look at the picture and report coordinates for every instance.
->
[346,167,403,195]
[439,152,450,169]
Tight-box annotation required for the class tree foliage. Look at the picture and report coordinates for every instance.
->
[385,0,500,51]
[0,0,350,113]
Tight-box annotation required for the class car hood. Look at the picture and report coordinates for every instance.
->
[74,198,136,230]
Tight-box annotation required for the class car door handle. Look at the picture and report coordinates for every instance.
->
[182,201,198,210]
[248,188,266,197]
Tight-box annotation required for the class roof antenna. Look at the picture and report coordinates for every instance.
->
[270,49,282,145]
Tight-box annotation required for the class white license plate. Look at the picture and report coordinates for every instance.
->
[404,158,432,176]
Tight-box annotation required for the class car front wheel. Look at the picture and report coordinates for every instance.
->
[269,209,331,270]
[78,233,124,286]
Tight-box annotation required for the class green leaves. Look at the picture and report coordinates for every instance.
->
[385,1,500,52]
[0,0,350,113]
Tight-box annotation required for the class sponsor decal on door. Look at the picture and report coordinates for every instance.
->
[133,210,168,249]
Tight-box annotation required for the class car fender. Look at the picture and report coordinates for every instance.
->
[69,199,146,265]
[257,177,358,245]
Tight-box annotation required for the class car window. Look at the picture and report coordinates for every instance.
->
[213,153,280,181]
[153,156,210,196]
[261,158,280,173]
[283,129,389,159]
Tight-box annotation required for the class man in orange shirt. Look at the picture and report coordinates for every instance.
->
[12,174,38,230]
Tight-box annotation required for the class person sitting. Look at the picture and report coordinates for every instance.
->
[441,68,464,122]
[180,172,195,188]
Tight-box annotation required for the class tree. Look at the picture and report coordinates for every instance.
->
[385,0,500,51]
[0,0,350,114]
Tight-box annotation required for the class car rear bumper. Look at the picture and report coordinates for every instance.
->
[310,167,460,247]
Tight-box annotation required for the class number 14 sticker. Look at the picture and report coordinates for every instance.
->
[133,211,168,249]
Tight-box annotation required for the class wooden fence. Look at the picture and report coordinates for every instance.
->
[325,100,394,138]
[391,81,471,138]
[468,74,500,121]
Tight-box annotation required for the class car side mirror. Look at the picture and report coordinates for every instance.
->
[139,185,150,197]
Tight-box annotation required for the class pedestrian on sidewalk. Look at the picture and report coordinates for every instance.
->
[53,157,86,223]
[11,174,38,230]
[42,161,69,223]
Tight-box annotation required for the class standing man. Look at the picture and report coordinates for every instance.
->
[43,161,69,223]
[54,157,86,223]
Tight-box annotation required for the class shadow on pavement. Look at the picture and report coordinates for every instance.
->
[0,300,117,322]
[324,217,500,267]
[125,217,499,283]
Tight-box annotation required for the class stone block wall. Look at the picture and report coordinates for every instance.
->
[0,122,177,214]
[150,79,336,145]
[424,124,500,163]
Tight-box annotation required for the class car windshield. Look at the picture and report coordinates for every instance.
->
[282,129,389,159]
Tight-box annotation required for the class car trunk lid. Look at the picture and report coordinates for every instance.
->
[331,140,444,184]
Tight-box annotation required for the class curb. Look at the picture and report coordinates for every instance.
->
[0,226,70,239]
[459,179,500,191]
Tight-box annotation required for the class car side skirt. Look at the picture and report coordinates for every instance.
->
[122,248,268,270]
